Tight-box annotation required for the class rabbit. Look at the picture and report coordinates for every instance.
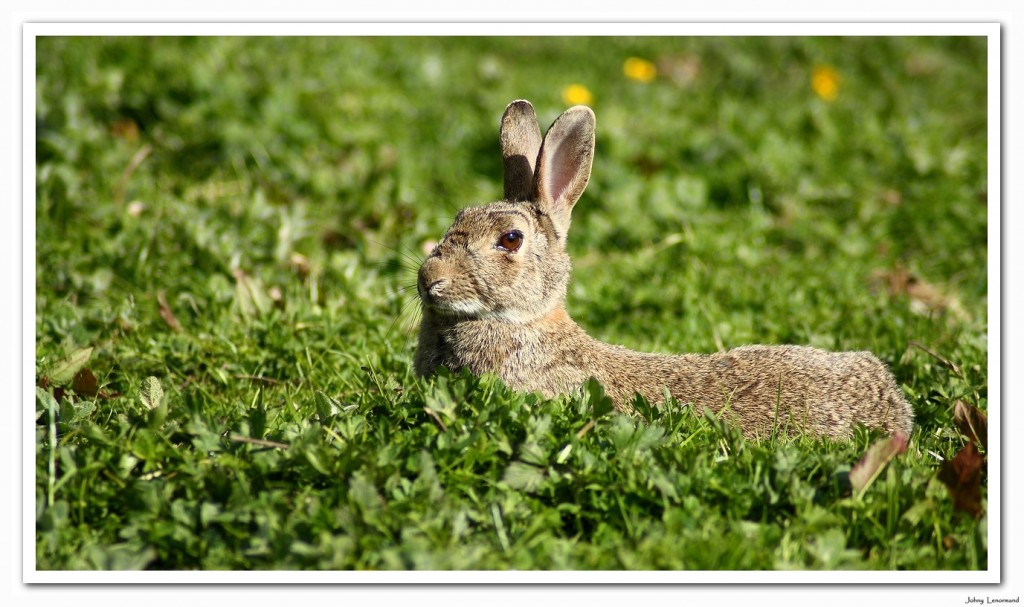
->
[414,99,914,440]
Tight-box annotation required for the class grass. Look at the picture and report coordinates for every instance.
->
[34,35,988,571]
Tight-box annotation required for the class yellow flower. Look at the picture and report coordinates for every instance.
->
[811,65,841,102]
[561,83,593,106]
[623,57,657,83]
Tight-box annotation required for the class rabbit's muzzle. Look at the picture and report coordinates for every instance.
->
[417,257,480,317]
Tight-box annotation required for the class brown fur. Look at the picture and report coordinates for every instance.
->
[415,100,914,440]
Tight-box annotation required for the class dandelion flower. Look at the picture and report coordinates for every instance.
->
[561,84,593,106]
[811,65,841,102]
[623,57,657,83]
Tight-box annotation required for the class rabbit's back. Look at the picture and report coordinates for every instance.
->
[590,343,913,439]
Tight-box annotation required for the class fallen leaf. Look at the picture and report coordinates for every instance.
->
[905,52,943,76]
[288,252,310,277]
[72,368,99,397]
[849,431,909,496]
[938,442,985,518]
[49,347,94,385]
[953,400,988,451]
[881,188,902,206]
[111,118,140,141]
[871,265,966,320]
[232,268,271,317]
[656,53,701,88]
[157,290,182,333]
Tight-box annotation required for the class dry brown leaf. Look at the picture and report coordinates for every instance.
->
[656,54,701,88]
[953,400,988,451]
[871,265,966,320]
[938,442,985,518]
[288,252,311,277]
[881,188,903,206]
[849,431,909,496]
[157,290,182,333]
[111,118,140,142]
[905,52,943,76]
[71,368,99,397]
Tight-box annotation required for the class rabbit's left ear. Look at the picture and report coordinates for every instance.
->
[500,100,542,202]
[534,106,595,239]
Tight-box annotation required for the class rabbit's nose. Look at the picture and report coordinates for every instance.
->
[426,279,447,297]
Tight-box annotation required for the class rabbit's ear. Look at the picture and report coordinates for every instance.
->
[500,100,542,202]
[534,105,595,238]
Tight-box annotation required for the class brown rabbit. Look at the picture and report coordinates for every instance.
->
[415,100,913,440]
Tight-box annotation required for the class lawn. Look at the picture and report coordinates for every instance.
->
[34,35,989,571]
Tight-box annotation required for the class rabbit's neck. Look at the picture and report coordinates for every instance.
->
[416,305,594,393]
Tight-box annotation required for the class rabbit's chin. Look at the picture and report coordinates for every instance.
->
[423,299,533,324]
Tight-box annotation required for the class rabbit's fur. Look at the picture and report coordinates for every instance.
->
[415,100,914,440]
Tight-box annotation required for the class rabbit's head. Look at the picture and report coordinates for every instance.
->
[417,100,595,324]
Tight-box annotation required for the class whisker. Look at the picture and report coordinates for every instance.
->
[385,291,422,339]
[371,259,420,277]
[373,282,419,307]
[368,238,426,274]
[400,240,430,261]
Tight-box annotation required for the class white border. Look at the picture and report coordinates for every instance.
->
[22,15,38,586]
[985,24,1002,590]
[20,21,1001,587]
[21,22,1001,36]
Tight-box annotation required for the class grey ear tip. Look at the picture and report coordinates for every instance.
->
[504,99,535,114]
[566,105,596,122]
[549,105,596,135]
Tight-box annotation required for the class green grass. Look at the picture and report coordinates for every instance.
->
[34,35,988,571]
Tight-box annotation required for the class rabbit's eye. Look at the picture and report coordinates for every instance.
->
[497,230,524,252]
